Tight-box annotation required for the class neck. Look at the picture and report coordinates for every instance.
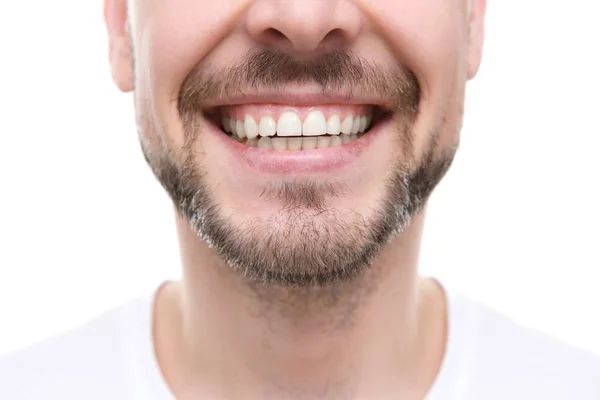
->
[154,208,447,400]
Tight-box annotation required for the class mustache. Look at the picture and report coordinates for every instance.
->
[177,48,420,117]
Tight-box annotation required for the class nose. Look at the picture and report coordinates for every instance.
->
[245,0,364,54]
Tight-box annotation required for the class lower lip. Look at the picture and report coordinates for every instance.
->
[210,125,383,175]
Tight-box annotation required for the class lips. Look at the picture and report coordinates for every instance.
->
[197,92,391,174]
[201,107,389,175]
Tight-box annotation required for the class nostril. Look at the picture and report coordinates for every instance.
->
[261,27,348,52]
[265,28,287,41]
[323,28,346,45]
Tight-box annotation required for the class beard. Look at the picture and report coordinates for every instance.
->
[139,49,457,289]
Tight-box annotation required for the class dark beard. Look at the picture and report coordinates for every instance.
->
[138,48,458,288]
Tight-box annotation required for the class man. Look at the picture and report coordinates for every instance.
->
[1,0,599,399]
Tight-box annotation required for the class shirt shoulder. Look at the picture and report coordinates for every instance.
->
[431,289,600,400]
[0,293,163,400]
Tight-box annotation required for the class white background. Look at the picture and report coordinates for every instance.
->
[0,1,599,356]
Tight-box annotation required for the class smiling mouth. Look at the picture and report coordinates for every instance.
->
[206,104,390,151]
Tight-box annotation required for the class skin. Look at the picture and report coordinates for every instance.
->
[104,0,486,398]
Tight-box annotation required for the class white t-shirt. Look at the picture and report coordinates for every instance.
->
[1,284,599,399]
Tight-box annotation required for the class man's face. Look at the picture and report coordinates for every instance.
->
[106,0,485,287]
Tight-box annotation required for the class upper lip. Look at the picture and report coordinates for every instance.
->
[201,90,393,112]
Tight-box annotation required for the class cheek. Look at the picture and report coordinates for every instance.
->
[138,1,243,100]
[132,1,244,151]
[367,0,466,96]
[365,0,468,158]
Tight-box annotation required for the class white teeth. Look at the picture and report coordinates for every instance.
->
[244,115,258,139]
[288,137,303,151]
[330,135,342,147]
[326,115,341,135]
[303,110,327,136]
[358,116,367,133]
[222,116,231,133]
[223,112,373,142]
[340,115,353,135]
[236,120,246,138]
[351,118,360,134]
[317,136,331,149]
[258,116,277,137]
[245,134,359,150]
[257,136,272,149]
[271,137,288,151]
[277,111,302,137]
[302,137,318,150]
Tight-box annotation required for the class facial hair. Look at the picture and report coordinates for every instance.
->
[139,49,457,289]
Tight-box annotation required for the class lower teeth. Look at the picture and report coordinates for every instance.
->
[231,134,361,150]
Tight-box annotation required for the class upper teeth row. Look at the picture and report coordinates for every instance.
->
[221,110,372,139]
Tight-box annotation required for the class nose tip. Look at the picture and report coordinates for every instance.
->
[246,0,363,54]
